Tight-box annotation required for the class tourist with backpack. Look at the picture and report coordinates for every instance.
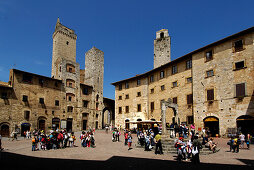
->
[191,135,202,164]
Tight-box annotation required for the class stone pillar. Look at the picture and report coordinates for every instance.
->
[161,102,167,136]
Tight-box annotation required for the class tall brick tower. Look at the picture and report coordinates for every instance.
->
[153,29,171,69]
[84,47,104,129]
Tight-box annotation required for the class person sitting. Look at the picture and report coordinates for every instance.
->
[202,134,209,145]
[208,138,217,153]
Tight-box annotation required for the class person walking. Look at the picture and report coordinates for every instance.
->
[239,133,245,149]
[246,133,251,149]
[32,136,36,151]
[154,132,163,154]
[192,135,202,164]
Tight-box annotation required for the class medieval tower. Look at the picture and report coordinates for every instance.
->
[153,29,171,69]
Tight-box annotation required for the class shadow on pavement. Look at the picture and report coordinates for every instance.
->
[0,151,253,170]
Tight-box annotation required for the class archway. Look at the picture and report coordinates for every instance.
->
[38,117,46,131]
[21,123,31,136]
[102,107,112,128]
[203,116,219,137]
[0,123,10,137]
[236,115,254,135]
[125,119,130,130]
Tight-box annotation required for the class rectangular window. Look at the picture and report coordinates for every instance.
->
[186,60,192,69]
[187,94,193,105]
[151,102,154,112]
[234,40,243,52]
[205,50,213,61]
[125,82,129,89]
[207,89,214,101]
[24,111,30,121]
[206,70,214,77]
[172,65,177,74]
[68,96,72,101]
[151,88,154,94]
[55,100,59,106]
[235,83,245,97]
[173,97,177,104]
[22,95,28,102]
[137,104,141,112]
[187,77,192,83]
[137,92,141,97]
[118,96,122,100]
[160,71,165,79]
[150,75,154,82]
[161,85,165,91]
[39,98,44,104]
[119,84,122,90]
[82,88,88,95]
[125,106,129,113]
[172,81,177,87]
[235,61,245,70]
[83,100,88,108]
[67,106,73,112]
[119,107,122,114]
[137,79,141,86]
[125,94,129,99]
[1,92,7,99]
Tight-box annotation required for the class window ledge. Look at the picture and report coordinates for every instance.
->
[233,67,247,71]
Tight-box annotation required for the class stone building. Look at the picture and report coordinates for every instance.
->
[112,27,254,137]
[0,18,114,137]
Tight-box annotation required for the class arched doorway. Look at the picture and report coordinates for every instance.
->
[82,113,89,130]
[38,117,46,131]
[0,123,10,137]
[203,116,219,137]
[21,123,31,136]
[236,115,254,135]
[102,107,112,128]
[137,119,142,130]
[125,119,130,129]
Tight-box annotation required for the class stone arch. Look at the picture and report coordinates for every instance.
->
[236,115,254,135]
[0,122,10,137]
[160,32,164,38]
[203,116,219,137]
[102,107,111,128]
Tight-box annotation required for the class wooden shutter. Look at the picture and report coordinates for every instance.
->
[236,83,245,97]
[207,89,214,101]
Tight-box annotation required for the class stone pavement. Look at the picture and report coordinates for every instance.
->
[0,130,253,169]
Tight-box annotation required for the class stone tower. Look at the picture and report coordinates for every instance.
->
[51,18,80,131]
[84,47,104,129]
[51,18,77,79]
[153,29,171,69]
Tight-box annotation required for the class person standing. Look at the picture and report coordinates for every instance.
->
[192,135,202,164]
[154,132,163,154]
[127,132,132,150]
[246,133,251,149]
[32,136,36,151]
[239,133,245,149]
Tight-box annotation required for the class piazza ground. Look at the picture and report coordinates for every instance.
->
[0,130,253,170]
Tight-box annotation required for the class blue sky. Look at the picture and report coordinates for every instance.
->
[0,0,253,99]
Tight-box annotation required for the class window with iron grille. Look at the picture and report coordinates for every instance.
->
[207,89,214,101]
[235,83,245,97]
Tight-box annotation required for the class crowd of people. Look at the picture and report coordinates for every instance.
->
[31,129,77,151]
[80,131,95,148]
[227,133,251,153]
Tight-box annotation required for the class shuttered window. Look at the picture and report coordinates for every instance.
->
[236,83,245,97]
[187,94,193,104]
[207,89,214,101]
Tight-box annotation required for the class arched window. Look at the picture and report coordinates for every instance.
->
[160,32,164,38]
[66,64,75,73]
[66,79,75,88]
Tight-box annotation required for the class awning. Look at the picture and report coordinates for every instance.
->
[204,117,218,122]
[129,120,162,124]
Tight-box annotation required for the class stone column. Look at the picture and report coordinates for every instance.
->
[161,102,167,136]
